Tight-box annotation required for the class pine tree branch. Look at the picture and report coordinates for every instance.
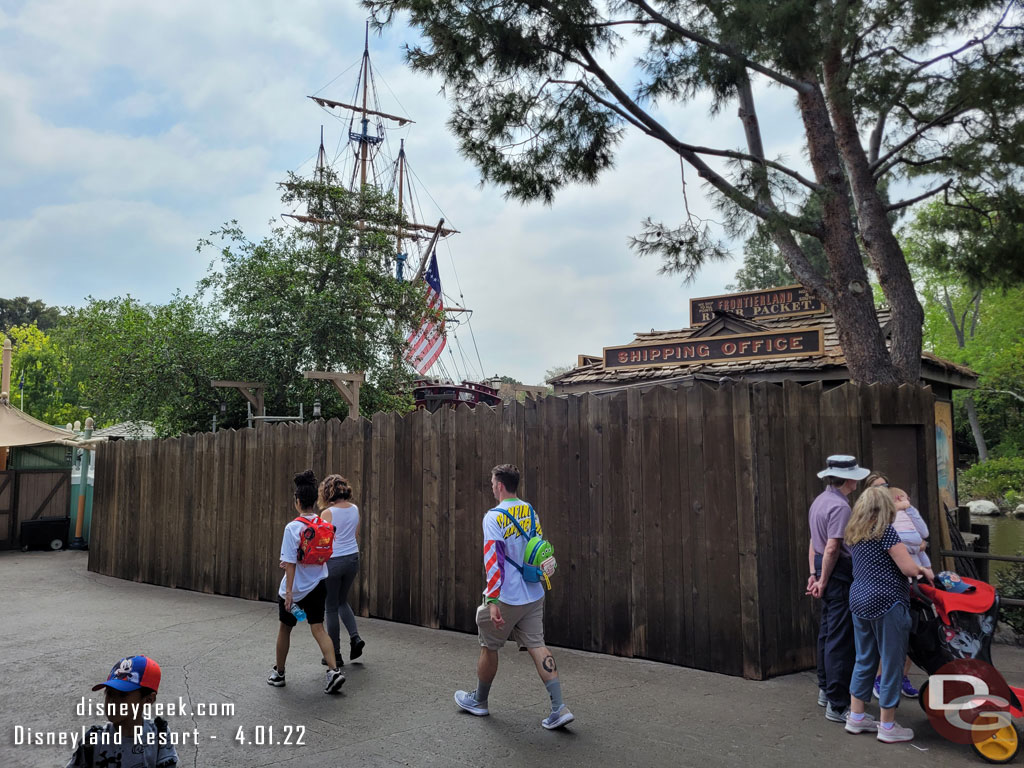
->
[574,47,824,237]
[734,70,828,297]
[551,78,821,191]
[885,179,953,212]
[871,104,969,176]
[624,0,813,93]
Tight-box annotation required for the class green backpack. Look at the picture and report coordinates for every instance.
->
[497,504,557,589]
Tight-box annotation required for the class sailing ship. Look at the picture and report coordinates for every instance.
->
[286,26,499,413]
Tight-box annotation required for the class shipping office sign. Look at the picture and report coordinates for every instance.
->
[690,284,824,325]
[604,328,824,370]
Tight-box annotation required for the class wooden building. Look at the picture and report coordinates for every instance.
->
[550,284,974,541]
[551,305,975,400]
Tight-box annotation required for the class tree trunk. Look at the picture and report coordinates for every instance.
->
[965,394,989,462]
[822,60,923,384]
[795,79,902,384]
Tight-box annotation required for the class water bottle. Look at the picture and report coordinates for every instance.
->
[290,604,306,622]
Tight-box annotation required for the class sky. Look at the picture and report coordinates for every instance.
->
[0,0,813,386]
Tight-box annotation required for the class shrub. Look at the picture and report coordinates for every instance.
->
[998,558,1024,635]
[959,456,1024,507]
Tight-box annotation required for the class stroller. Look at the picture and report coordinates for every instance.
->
[908,575,1024,763]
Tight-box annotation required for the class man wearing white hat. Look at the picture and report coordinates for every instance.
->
[807,454,870,723]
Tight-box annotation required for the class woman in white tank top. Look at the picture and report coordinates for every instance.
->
[319,474,365,665]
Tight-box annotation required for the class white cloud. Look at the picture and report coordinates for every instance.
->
[1,1,814,387]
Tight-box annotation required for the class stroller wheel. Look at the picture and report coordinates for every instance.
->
[918,680,930,715]
[972,723,1020,764]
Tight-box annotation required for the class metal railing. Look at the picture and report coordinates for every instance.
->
[939,549,1024,608]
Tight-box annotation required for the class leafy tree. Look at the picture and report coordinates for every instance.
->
[56,295,223,436]
[1,324,88,426]
[0,297,62,332]
[544,364,573,383]
[904,200,1024,461]
[727,227,829,292]
[198,172,428,420]
[50,173,428,434]
[368,0,1024,385]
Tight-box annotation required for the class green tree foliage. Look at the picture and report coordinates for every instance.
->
[906,188,1024,289]
[198,173,427,420]
[0,297,62,332]
[727,227,829,291]
[50,176,428,434]
[1,324,88,426]
[959,456,1024,504]
[903,201,1024,461]
[543,364,573,383]
[367,0,1024,385]
[56,295,222,436]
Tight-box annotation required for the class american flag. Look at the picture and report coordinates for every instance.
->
[404,251,446,374]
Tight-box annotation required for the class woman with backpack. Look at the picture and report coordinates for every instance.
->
[267,470,345,694]
[319,474,366,666]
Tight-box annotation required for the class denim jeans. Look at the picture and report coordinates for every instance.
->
[850,602,911,709]
[325,553,360,655]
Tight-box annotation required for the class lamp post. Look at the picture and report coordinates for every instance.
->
[69,417,93,550]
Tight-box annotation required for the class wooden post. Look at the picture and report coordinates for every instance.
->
[1,337,11,402]
[70,418,93,550]
[971,523,991,583]
[211,381,266,428]
[303,372,365,421]
[957,505,971,533]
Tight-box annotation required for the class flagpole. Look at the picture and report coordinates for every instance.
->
[412,219,446,282]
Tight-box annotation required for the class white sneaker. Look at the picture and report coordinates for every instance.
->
[454,690,489,716]
[844,713,878,734]
[877,722,914,743]
[324,668,345,694]
[541,706,575,730]
[267,666,285,687]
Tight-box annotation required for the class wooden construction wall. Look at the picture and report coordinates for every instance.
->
[0,469,72,549]
[89,381,939,679]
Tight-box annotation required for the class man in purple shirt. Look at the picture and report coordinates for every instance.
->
[806,454,870,723]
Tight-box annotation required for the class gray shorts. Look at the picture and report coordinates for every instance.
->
[476,597,545,650]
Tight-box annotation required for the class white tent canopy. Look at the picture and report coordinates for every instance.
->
[0,400,83,448]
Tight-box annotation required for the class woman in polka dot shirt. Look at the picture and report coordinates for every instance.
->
[843,486,934,744]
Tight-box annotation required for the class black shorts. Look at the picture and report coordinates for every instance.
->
[278,579,327,626]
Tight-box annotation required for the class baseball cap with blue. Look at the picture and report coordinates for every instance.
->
[937,571,976,594]
[92,655,162,693]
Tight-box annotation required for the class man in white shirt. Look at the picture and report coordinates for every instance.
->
[454,464,574,730]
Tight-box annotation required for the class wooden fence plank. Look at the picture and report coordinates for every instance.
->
[422,409,441,628]
[625,387,646,659]
[685,384,711,670]
[732,384,762,679]
[702,384,742,676]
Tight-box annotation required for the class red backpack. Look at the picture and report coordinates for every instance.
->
[294,516,335,565]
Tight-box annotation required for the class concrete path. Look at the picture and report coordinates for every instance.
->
[1,550,1018,767]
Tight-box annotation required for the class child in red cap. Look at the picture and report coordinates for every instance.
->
[66,655,179,767]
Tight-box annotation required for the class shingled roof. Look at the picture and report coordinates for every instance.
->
[551,307,976,391]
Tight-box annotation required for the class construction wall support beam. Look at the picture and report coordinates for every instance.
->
[303,372,365,421]
[211,380,266,427]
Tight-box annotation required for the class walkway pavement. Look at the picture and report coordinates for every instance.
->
[2,550,1017,767]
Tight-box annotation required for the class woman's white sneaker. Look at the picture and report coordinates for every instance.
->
[844,713,878,734]
[877,722,914,743]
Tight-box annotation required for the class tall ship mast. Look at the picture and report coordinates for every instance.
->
[285,26,498,411]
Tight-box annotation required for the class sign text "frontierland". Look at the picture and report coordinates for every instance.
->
[690,284,824,325]
[604,328,824,370]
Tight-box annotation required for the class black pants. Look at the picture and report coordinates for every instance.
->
[814,555,855,708]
